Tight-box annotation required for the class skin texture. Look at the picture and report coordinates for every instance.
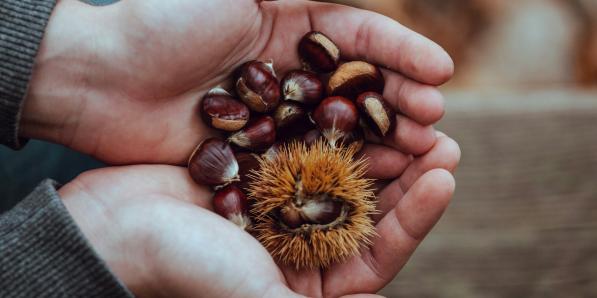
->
[25,0,461,297]
[23,0,452,164]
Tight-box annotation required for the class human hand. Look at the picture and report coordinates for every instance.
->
[59,130,460,297]
[22,0,452,165]
[59,165,298,298]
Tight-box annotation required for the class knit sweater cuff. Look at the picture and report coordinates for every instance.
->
[0,0,57,150]
[0,180,133,297]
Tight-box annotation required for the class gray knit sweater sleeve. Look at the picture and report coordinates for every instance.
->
[0,0,57,149]
[1,0,132,296]
[0,180,133,297]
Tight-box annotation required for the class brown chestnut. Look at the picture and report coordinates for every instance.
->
[200,87,250,132]
[281,70,324,105]
[337,127,365,152]
[312,96,359,146]
[298,31,340,73]
[356,92,396,137]
[188,138,239,187]
[235,152,261,191]
[229,116,276,152]
[302,129,323,146]
[213,185,251,229]
[273,101,312,136]
[279,197,344,229]
[264,141,290,162]
[235,60,280,113]
[327,61,384,99]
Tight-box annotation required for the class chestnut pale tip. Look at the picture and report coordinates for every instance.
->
[208,86,230,96]
[224,161,240,184]
[283,80,304,102]
[228,213,252,230]
[263,59,277,78]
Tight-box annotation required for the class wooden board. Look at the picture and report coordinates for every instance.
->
[380,89,597,297]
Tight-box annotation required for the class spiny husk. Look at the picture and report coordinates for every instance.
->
[248,140,377,269]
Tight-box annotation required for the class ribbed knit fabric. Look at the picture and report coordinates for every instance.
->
[0,0,57,149]
[0,180,133,298]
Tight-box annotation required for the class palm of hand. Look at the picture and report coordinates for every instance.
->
[46,0,460,297]
[62,128,459,298]
[33,0,451,165]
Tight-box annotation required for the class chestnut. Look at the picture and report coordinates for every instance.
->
[302,129,323,146]
[263,142,285,161]
[200,87,250,132]
[337,127,365,152]
[279,197,343,229]
[298,31,340,73]
[235,152,261,191]
[356,92,396,137]
[229,116,276,152]
[273,101,312,136]
[281,70,324,105]
[312,96,359,146]
[188,138,239,187]
[327,61,384,99]
[235,60,280,113]
[213,185,251,229]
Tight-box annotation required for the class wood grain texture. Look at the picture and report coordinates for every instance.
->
[380,89,597,298]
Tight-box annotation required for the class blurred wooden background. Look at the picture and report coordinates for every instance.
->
[380,90,597,297]
[325,0,597,297]
[326,0,597,87]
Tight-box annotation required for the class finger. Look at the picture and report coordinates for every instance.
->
[307,2,454,85]
[101,165,214,208]
[279,265,322,298]
[373,134,459,221]
[323,169,455,296]
[67,165,215,211]
[357,144,411,179]
[371,179,390,195]
[372,178,404,224]
[341,295,386,298]
[382,115,436,155]
[399,134,461,191]
[382,70,446,126]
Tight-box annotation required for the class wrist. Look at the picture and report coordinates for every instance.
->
[20,0,115,146]
[59,179,156,296]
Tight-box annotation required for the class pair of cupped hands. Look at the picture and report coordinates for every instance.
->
[23,0,460,297]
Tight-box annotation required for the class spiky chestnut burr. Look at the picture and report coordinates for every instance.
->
[248,140,377,269]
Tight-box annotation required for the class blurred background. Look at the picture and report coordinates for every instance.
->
[323,0,597,297]
[1,0,596,297]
